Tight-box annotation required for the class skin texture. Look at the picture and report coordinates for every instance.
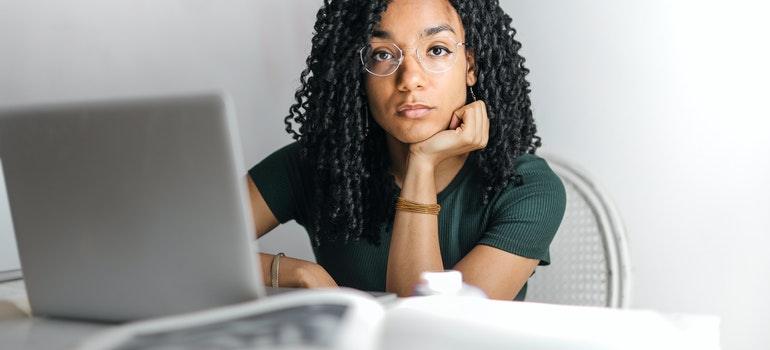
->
[365,0,472,145]
[370,0,538,299]
[248,0,540,299]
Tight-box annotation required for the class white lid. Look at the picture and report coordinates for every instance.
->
[420,270,463,294]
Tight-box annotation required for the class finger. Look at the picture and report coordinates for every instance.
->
[475,103,484,147]
[467,101,483,148]
[457,105,476,141]
[448,113,461,130]
[451,106,467,130]
[479,101,489,148]
[481,113,489,148]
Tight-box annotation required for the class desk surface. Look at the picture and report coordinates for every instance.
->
[0,279,108,349]
[1,279,722,350]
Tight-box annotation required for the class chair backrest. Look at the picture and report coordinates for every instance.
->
[525,155,631,308]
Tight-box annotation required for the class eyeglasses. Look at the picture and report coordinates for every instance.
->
[359,37,466,77]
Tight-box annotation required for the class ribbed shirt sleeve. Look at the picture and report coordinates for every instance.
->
[477,155,566,266]
[247,142,308,225]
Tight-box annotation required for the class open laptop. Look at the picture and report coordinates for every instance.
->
[0,159,22,282]
[0,93,266,322]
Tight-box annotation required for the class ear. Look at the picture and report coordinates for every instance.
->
[465,50,477,86]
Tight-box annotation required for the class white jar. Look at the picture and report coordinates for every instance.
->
[412,270,487,298]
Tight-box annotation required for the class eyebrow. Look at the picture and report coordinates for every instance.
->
[371,24,456,39]
[424,24,455,37]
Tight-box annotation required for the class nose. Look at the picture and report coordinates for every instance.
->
[395,49,427,92]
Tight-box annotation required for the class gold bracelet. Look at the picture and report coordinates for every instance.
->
[395,197,441,215]
[271,252,285,288]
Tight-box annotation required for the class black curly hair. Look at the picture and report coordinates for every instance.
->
[284,0,540,247]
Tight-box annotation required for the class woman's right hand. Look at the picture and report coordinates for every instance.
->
[407,100,489,168]
[280,256,339,289]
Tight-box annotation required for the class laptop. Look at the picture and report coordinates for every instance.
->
[0,159,22,283]
[0,93,265,322]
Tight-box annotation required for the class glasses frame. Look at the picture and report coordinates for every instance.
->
[359,40,467,77]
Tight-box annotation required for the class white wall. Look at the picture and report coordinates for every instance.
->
[1,1,768,349]
[0,0,319,261]
[500,1,770,349]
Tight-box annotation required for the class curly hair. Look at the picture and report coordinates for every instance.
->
[284,0,540,247]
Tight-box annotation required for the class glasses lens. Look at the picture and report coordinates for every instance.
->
[360,38,463,76]
[361,42,401,76]
[417,37,460,73]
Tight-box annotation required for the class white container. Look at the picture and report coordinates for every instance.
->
[413,270,487,298]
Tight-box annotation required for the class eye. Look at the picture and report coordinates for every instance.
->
[372,50,395,62]
[427,45,452,57]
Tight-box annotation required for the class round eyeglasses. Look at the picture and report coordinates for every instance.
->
[359,37,467,77]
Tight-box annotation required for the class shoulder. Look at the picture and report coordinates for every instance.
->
[248,141,311,224]
[493,153,566,214]
[514,153,565,193]
[268,141,303,160]
[251,141,307,172]
[477,153,567,265]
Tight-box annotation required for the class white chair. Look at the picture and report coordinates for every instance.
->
[526,155,631,308]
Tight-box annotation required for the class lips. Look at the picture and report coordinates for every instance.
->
[396,103,435,119]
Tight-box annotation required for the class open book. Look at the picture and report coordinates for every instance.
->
[76,287,718,350]
[74,271,468,350]
[77,289,391,350]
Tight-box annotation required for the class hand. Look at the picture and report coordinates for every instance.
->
[408,100,490,167]
[281,257,338,289]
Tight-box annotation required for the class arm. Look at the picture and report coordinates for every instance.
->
[388,166,541,299]
[455,156,565,299]
[247,176,337,288]
[453,245,539,300]
[247,175,279,238]
[386,101,489,296]
[385,157,444,296]
[387,100,553,300]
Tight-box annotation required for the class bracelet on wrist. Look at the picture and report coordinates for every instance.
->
[395,197,441,215]
[270,252,285,288]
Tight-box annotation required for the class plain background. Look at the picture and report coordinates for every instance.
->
[0,1,768,349]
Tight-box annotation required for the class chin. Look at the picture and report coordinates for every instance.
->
[396,134,430,144]
[392,125,444,144]
[376,114,450,144]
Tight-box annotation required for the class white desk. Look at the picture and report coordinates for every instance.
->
[0,280,108,349]
[1,279,721,350]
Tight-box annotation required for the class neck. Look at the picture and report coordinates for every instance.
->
[386,134,469,191]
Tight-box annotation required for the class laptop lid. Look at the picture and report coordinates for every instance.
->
[0,93,265,322]
[0,159,22,282]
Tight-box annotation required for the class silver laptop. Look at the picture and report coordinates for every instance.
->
[0,93,266,322]
[0,159,22,282]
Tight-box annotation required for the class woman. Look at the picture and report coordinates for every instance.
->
[247,0,566,300]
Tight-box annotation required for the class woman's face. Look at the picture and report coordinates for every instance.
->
[365,0,476,144]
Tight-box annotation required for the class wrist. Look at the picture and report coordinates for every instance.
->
[278,256,308,288]
[406,150,439,171]
[287,259,328,288]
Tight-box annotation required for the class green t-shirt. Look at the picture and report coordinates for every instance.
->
[249,142,566,300]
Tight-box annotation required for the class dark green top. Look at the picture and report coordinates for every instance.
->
[249,142,566,300]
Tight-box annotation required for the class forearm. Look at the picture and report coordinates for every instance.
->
[257,252,312,288]
[258,253,277,286]
[386,158,444,297]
